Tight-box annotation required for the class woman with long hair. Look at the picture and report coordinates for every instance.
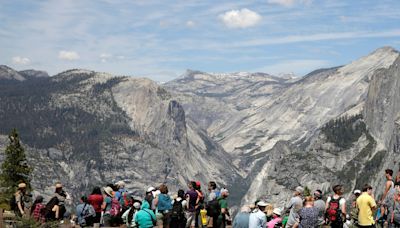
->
[88,186,104,224]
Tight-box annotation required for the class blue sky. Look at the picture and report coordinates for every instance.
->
[1,0,400,81]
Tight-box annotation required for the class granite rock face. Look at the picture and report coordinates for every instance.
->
[166,47,400,206]
[1,47,400,208]
[0,69,238,202]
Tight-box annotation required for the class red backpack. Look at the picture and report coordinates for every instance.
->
[109,197,121,216]
[326,197,342,222]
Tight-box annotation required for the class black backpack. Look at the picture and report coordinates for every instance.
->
[206,199,221,217]
[171,199,184,219]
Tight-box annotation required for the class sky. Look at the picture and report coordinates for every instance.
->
[1,0,400,82]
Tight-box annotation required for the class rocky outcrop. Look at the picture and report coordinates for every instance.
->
[1,47,400,208]
[0,69,238,203]
[166,47,400,206]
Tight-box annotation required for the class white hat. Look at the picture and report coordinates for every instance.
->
[147,187,156,193]
[353,189,361,195]
[273,208,282,216]
[221,188,229,194]
[295,186,304,194]
[115,181,126,188]
[257,201,268,207]
[18,183,27,189]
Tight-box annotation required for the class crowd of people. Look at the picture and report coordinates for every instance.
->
[233,168,400,228]
[11,180,230,227]
[9,168,400,228]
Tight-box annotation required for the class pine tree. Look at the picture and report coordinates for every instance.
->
[0,128,32,208]
[303,186,311,197]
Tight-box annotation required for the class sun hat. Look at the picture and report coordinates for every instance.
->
[115,181,126,188]
[273,208,282,216]
[295,186,304,194]
[257,201,268,207]
[103,186,114,197]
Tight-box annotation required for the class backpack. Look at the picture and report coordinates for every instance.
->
[326,197,342,223]
[350,205,359,222]
[79,203,96,226]
[110,197,121,216]
[119,192,132,211]
[206,199,221,217]
[171,199,184,219]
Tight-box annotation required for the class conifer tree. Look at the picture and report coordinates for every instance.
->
[0,129,32,207]
[303,186,311,197]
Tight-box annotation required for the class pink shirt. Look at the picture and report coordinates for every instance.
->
[267,217,282,228]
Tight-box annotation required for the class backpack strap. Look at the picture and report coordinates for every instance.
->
[80,203,88,217]
[144,209,156,223]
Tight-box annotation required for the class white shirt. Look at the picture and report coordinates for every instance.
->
[249,209,267,228]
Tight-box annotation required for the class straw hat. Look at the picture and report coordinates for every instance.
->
[103,186,114,197]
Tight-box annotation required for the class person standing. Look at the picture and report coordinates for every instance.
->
[356,184,377,228]
[14,182,27,217]
[312,190,325,226]
[380,169,395,226]
[155,184,172,228]
[88,186,104,224]
[186,181,199,228]
[208,181,220,201]
[296,196,319,228]
[325,185,346,228]
[217,188,231,228]
[102,186,114,227]
[170,189,187,228]
[249,201,268,228]
[76,196,96,227]
[285,186,304,228]
[233,205,251,228]
[145,187,156,211]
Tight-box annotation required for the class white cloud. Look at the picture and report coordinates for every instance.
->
[12,56,31,65]
[58,50,80,61]
[258,59,330,75]
[99,53,112,62]
[186,20,195,28]
[267,0,313,7]
[219,8,262,29]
